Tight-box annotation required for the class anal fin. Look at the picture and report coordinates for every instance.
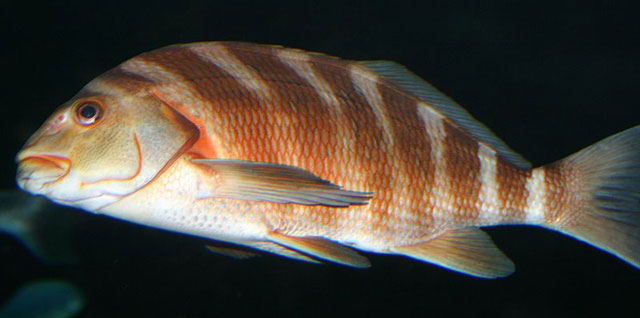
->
[392,228,515,278]
[268,232,371,268]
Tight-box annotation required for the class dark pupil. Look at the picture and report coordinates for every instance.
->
[80,104,97,119]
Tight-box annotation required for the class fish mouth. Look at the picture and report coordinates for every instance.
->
[16,154,70,193]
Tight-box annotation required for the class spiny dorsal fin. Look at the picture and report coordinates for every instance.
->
[392,228,515,278]
[359,60,531,169]
[191,159,373,207]
[268,232,371,268]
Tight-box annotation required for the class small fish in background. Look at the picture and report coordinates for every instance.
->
[15,42,639,278]
[0,280,84,318]
[0,190,76,264]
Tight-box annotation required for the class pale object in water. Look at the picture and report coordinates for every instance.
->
[0,190,76,264]
[0,280,84,318]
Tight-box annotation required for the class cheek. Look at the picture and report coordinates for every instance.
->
[69,126,141,183]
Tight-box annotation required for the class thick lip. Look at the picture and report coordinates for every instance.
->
[17,153,71,171]
[18,154,68,169]
[16,153,71,186]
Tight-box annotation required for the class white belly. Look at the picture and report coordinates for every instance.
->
[98,157,269,242]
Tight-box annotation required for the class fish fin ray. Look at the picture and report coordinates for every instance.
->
[359,60,531,169]
[392,228,515,278]
[191,159,372,207]
[245,240,323,264]
[206,240,323,263]
[268,232,371,268]
[205,244,259,260]
[551,126,640,268]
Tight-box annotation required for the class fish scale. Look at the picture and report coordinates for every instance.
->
[110,43,533,245]
[15,42,640,278]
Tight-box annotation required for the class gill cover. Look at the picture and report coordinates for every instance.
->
[16,78,197,211]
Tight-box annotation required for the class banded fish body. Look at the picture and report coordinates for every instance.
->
[16,42,640,278]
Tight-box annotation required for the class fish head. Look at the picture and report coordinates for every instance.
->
[16,77,197,212]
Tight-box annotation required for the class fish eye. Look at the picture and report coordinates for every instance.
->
[75,102,103,126]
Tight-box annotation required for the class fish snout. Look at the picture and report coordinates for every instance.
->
[16,150,70,193]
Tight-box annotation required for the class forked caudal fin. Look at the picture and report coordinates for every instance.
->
[551,126,640,269]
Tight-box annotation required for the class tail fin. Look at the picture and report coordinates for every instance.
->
[552,126,640,269]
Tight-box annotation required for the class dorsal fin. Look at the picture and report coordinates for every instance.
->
[359,61,531,169]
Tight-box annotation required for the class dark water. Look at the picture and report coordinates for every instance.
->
[1,1,639,317]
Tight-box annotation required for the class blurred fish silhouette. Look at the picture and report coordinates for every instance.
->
[0,280,84,318]
[0,190,76,264]
[14,42,640,278]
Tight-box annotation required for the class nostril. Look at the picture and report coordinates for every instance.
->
[43,113,67,135]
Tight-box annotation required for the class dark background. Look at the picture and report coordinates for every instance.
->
[1,1,639,317]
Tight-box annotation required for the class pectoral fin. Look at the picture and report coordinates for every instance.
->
[392,228,515,279]
[268,232,371,268]
[191,159,372,207]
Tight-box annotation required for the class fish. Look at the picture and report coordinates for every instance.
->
[0,280,84,318]
[15,42,640,278]
[0,190,76,264]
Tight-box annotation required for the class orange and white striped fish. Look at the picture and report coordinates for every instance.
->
[16,42,640,278]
